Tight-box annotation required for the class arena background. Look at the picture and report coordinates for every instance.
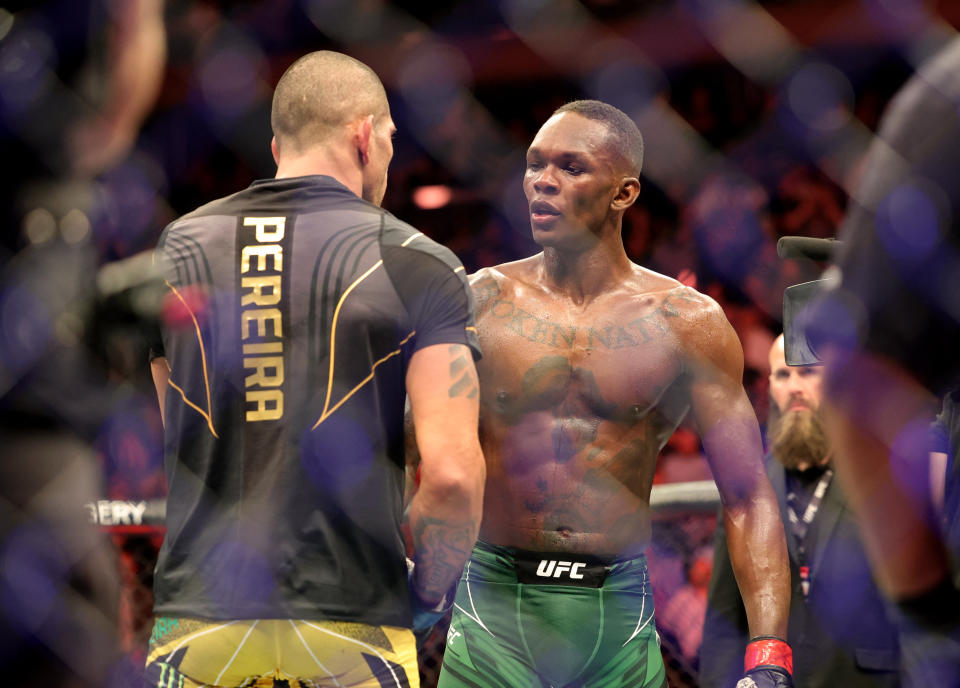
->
[2,1,959,686]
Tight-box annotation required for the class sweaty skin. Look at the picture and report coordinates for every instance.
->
[473,260,717,557]
[429,109,789,643]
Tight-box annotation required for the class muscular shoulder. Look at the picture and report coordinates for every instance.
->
[658,284,728,328]
[625,267,725,327]
[468,256,541,314]
[659,286,743,379]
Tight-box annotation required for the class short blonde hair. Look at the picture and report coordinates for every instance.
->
[271,51,388,153]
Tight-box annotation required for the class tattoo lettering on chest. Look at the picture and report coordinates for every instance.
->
[484,298,683,350]
[487,299,577,348]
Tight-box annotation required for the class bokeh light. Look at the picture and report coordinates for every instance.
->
[876,181,944,266]
[0,285,52,385]
[23,208,56,244]
[786,62,855,136]
[197,32,266,123]
[396,41,473,131]
[413,184,453,209]
[60,209,91,245]
[3,2,960,683]
[0,27,53,115]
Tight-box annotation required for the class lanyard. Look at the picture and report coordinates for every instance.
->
[786,468,833,597]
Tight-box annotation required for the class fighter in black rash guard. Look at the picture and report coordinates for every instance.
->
[145,52,485,688]
[151,174,477,622]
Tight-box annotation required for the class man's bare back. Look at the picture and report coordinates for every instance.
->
[471,254,727,558]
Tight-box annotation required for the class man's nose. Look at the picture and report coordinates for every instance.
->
[533,167,559,193]
[786,375,806,396]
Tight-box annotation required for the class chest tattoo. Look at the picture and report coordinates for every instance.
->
[488,299,577,348]
[472,278,501,313]
[484,297,679,350]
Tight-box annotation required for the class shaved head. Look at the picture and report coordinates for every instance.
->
[271,51,389,153]
[552,100,644,177]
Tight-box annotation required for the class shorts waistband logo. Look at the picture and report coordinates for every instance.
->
[515,552,608,588]
[535,559,586,579]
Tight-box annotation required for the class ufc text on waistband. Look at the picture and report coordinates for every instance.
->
[514,551,609,588]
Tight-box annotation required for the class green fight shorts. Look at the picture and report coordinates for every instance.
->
[145,617,419,688]
[437,541,666,688]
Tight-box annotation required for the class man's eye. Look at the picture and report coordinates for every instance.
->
[565,165,582,174]
[526,161,542,170]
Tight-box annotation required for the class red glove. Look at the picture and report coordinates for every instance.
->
[738,637,794,688]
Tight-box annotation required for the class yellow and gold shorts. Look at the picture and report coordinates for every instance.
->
[145,617,419,688]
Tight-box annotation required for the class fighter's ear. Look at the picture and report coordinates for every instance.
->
[611,176,641,211]
[353,114,375,165]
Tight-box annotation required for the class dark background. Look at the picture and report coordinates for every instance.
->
[3,0,959,521]
[3,2,960,683]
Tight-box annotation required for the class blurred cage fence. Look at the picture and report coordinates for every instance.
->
[89,480,721,688]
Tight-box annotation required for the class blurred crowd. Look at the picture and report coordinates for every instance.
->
[2,0,959,685]
[2,0,926,500]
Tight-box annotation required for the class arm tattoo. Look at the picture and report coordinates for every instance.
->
[413,515,477,600]
[448,345,478,399]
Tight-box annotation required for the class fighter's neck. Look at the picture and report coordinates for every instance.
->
[274,146,363,199]
[539,242,633,303]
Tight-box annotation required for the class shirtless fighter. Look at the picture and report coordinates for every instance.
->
[435,101,793,688]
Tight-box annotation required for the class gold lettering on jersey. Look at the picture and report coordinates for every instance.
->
[244,356,284,388]
[242,342,282,355]
[246,390,283,419]
[241,276,281,306]
[241,308,282,339]
[240,217,285,421]
[244,217,286,241]
[241,244,282,273]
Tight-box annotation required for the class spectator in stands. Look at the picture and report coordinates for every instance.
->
[931,390,960,568]
[660,545,713,666]
[701,334,901,687]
